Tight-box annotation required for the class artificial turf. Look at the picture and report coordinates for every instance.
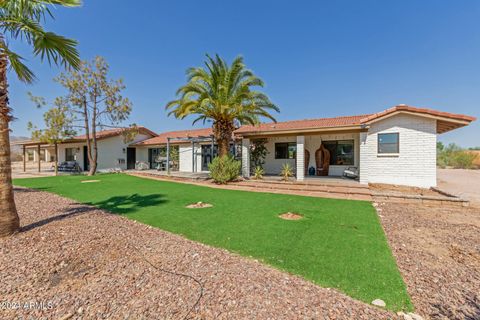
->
[14,173,412,311]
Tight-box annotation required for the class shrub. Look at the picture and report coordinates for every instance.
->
[437,142,477,169]
[452,151,476,169]
[208,155,241,184]
[280,163,294,181]
[253,166,264,180]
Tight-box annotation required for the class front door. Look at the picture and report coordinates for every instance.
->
[83,146,89,171]
[126,147,136,169]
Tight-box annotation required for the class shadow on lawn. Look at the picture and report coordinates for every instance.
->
[89,193,166,214]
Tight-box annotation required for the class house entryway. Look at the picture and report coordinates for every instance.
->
[126,147,136,169]
[201,145,217,171]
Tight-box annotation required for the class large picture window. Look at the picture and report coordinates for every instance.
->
[275,142,296,159]
[323,140,354,165]
[378,133,399,154]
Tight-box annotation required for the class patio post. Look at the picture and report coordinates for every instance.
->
[191,140,195,173]
[296,136,305,181]
[241,138,250,178]
[22,145,26,172]
[166,137,170,175]
[211,135,214,162]
[37,144,41,172]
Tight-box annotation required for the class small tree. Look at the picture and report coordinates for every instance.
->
[55,56,133,175]
[250,138,268,172]
[28,94,76,175]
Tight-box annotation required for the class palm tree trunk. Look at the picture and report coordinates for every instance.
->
[0,52,19,237]
[213,120,234,157]
[217,138,230,157]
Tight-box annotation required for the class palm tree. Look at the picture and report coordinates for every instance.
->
[0,0,81,237]
[166,54,279,156]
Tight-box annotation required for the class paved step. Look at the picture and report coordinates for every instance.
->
[230,180,372,196]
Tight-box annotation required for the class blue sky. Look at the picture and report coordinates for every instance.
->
[8,0,480,146]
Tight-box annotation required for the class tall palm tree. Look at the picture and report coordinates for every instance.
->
[0,0,81,237]
[166,54,279,157]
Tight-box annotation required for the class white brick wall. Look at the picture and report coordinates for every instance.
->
[296,136,305,180]
[360,113,437,188]
[241,138,250,177]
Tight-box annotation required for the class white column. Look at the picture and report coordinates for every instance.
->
[241,138,250,178]
[33,148,38,162]
[359,132,368,184]
[296,135,305,181]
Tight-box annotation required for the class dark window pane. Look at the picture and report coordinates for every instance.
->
[275,143,296,159]
[378,133,399,153]
[322,140,354,165]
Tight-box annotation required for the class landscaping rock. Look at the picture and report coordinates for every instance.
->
[0,187,395,319]
[372,299,386,307]
[378,201,480,320]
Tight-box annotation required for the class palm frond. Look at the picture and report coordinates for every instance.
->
[33,31,80,69]
[166,54,279,131]
[0,44,35,83]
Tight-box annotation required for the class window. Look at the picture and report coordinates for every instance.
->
[323,140,354,165]
[65,148,76,161]
[378,133,399,154]
[275,142,296,159]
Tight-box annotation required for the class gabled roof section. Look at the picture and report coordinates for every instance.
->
[133,128,214,146]
[234,114,372,136]
[360,105,476,133]
[73,126,157,141]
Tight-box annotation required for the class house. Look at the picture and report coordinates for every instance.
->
[15,105,475,188]
[15,127,157,172]
[132,105,475,188]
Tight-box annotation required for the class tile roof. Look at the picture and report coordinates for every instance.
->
[72,126,157,141]
[360,105,476,124]
[133,128,214,146]
[234,114,372,135]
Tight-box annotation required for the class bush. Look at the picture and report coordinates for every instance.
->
[208,155,241,184]
[452,151,476,169]
[437,142,477,169]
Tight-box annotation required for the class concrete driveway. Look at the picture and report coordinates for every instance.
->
[437,169,480,205]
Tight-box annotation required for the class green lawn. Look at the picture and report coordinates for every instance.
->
[14,174,412,311]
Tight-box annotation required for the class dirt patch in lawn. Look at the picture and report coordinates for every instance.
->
[186,201,213,209]
[377,201,480,319]
[81,180,100,183]
[279,212,303,220]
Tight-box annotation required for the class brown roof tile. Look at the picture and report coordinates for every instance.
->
[234,114,372,135]
[72,126,157,141]
[133,128,213,146]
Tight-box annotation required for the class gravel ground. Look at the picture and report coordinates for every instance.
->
[1,188,396,320]
[376,201,480,320]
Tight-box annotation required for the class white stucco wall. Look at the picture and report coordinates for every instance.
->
[57,133,152,171]
[359,113,437,188]
[179,143,203,172]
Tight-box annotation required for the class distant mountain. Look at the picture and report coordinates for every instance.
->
[9,136,30,160]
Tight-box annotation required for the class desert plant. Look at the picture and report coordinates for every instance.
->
[208,155,241,184]
[452,151,476,169]
[280,163,294,181]
[253,166,265,180]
